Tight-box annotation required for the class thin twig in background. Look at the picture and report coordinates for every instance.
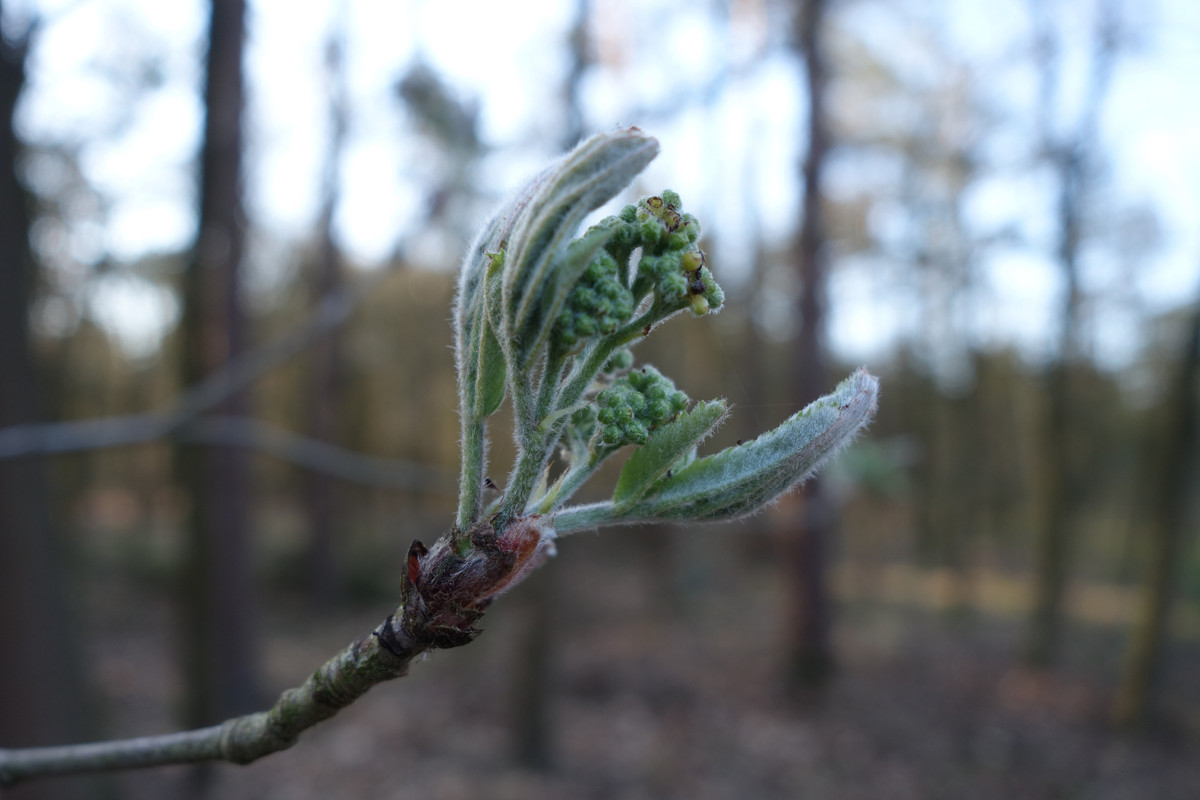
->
[0,265,396,461]
[177,416,452,493]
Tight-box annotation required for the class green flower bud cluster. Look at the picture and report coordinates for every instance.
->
[550,190,724,354]
[640,250,724,316]
[628,190,698,253]
[628,192,724,317]
[596,366,689,446]
[554,242,636,348]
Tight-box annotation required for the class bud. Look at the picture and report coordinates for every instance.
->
[628,193,723,319]
[400,516,557,647]
[595,366,689,447]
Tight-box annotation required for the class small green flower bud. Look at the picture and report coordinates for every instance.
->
[704,270,725,308]
[658,269,688,301]
[640,219,665,250]
[599,280,625,300]
[666,230,690,251]
[574,286,598,309]
[603,348,634,373]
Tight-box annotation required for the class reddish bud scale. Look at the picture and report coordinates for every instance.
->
[487,515,557,597]
[398,517,556,649]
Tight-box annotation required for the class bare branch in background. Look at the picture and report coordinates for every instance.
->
[177,416,452,493]
[0,265,398,461]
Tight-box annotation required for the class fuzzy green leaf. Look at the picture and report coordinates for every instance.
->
[475,317,507,418]
[501,129,659,370]
[637,369,877,520]
[456,205,523,423]
[551,369,879,533]
[612,399,727,510]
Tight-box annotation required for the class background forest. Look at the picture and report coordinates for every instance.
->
[1,0,1199,798]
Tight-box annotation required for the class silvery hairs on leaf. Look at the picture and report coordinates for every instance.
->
[551,368,880,533]
[455,128,659,419]
[495,130,659,372]
[452,127,660,530]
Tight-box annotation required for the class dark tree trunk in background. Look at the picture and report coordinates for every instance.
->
[1024,1,1116,667]
[1112,297,1200,729]
[303,18,349,606]
[1026,354,1076,666]
[0,16,97,800]
[176,0,260,733]
[1025,142,1084,666]
[784,0,835,692]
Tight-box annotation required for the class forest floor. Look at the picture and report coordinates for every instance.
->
[66,526,1200,800]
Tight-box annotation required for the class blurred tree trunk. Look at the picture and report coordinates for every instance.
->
[1111,298,1200,729]
[176,0,261,735]
[0,17,99,800]
[1024,1,1116,666]
[303,16,349,606]
[1026,355,1077,666]
[1025,136,1085,664]
[928,390,976,617]
[784,0,835,692]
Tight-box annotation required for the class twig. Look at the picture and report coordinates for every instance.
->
[0,610,422,785]
[176,416,452,492]
[0,265,396,461]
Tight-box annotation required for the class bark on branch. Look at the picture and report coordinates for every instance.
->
[0,509,548,786]
[0,610,425,786]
